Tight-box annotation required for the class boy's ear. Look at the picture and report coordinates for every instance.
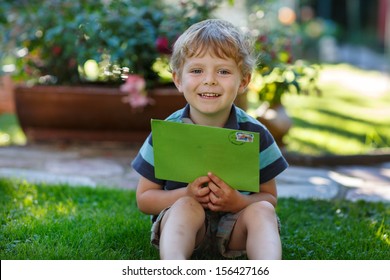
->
[172,72,182,92]
[238,73,251,94]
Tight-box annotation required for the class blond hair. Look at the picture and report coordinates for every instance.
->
[170,19,255,78]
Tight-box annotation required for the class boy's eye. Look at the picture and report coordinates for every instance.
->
[218,69,231,75]
[191,69,202,74]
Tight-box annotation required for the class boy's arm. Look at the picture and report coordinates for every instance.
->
[207,172,278,213]
[136,175,211,215]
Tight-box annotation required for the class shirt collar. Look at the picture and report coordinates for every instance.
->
[180,104,239,129]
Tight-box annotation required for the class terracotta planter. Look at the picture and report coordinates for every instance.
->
[256,103,292,147]
[14,84,187,142]
[0,75,15,114]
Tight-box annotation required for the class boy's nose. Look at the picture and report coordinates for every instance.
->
[203,73,217,85]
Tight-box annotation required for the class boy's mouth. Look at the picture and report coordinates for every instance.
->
[198,93,221,98]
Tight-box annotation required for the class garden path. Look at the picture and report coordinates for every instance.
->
[0,143,389,203]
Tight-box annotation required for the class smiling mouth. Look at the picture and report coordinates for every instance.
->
[198,93,221,98]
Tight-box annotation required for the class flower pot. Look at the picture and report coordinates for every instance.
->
[256,103,292,147]
[14,84,187,143]
[0,75,15,114]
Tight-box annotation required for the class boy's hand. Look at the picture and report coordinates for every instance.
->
[207,172,245,213]
[186,176,211,208]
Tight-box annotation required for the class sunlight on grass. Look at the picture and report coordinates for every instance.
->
[376,219,390,246]
[286,127,367,155]
[1,179,389,260]
[279,198,390,259]
[319,64,390,98]
[0,113,26,146]
[0,179,158,260]
[284,64,390,155]
[55,200,77,216]
[30,207,49,220]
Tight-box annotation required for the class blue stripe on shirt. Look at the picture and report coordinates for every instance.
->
[260,142,282,170]
[139,137,154,166]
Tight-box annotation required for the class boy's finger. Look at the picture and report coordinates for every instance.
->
[208,182,223,198]
[197,185,210,196]
[198,194,210,204]
[209,191,219,204]
[194,175,211,186]
[207,172,227,189]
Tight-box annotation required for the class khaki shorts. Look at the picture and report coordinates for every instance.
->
[151,208,246,258]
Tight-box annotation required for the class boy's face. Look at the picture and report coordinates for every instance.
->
[173,50,250,126]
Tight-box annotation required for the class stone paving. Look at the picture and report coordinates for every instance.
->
[0,143,389,203]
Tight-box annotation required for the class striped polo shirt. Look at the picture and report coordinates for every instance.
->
[131,104,288,191]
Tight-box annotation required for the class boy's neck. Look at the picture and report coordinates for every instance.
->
[188,108,229,128]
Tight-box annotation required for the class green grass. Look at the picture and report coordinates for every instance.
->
[0,113,26,146]
[0,179,158,260]
[1,179,389,260]
[279,198,390,259]
[283,64,390,155]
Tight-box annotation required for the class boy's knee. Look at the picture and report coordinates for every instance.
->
[243,201,276,221]
[163,196,206,229]
[171,196,204,215]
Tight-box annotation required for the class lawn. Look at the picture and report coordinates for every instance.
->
[283,64,390,155]
[1,178,389,260]
[0,113,25,146]
[0,179,157,260]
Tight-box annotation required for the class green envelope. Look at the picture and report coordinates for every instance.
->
[151,119,260,192]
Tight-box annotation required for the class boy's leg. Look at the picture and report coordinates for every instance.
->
[228,201,282,260]
[159,196,206,260]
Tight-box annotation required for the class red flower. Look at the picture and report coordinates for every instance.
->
[52,46,62,55]
[257,35,268,43]
[155,36,171,55]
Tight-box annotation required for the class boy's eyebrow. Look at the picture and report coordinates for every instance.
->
[185,58,237,67]
[185,62,204,67]
[185,63,237,70]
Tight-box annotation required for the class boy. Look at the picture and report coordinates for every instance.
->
[132,19,288,259]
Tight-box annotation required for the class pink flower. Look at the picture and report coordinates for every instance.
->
[121,74,146,93]
[155,36,171,54]
[120,75,154,111]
